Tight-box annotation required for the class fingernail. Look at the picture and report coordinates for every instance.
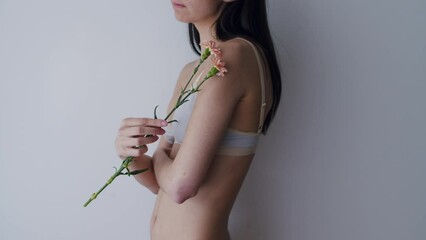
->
[161,120,168,126]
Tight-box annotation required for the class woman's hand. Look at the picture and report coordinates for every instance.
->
[114,117,167,194]
[115,117,168,159]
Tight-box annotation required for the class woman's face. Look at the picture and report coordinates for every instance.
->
[171,0,229,25]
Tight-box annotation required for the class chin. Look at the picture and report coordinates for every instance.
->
[174,14,191,23]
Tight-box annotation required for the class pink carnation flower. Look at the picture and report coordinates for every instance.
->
[211,56,228,77]
[201,40,222,57]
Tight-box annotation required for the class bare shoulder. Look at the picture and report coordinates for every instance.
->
[219,38,256,65]
[216,38,261,89]
[173,59,198,89]
[221,38,260,74]
[179,60,198,79]
[183,60,198,71]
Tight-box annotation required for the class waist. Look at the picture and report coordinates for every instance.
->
[151,190,231,240]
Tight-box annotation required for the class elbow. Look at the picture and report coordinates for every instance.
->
[169,182,198,204]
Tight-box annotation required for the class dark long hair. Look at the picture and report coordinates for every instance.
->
[188,0,282,134]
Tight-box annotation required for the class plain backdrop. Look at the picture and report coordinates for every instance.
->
[1,0,425,239]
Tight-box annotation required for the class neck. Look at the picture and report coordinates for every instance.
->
[193,3,226,44]
[194,21,217,44]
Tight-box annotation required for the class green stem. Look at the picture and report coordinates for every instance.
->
[194,76,210,91]
[83,156,134,207]
[83,49,214,207]
[164,61,204,121]
[164,73,213,122]
[182,59,203,94]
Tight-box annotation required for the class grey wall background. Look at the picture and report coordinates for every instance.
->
[1,0,425,240]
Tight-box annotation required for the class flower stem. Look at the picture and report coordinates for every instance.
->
[164,60,204,121]
[83,156,134,207]
[83,46,216,207]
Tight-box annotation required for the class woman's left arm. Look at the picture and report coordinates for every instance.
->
[153,46,246,204]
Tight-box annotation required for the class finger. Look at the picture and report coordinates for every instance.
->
[121,118,168,128]
[121,135,159,148]
[125,145,149,157]
[119,126,165,137]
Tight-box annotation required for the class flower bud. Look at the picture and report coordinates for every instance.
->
[201,48,211,61]
[207,67,219,78]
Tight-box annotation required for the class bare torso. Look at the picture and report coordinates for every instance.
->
[151,145,253,240]
[150,38,272,240]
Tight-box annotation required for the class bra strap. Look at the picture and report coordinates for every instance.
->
[236,38,267,133]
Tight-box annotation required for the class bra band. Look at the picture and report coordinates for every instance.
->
[217,145,257,156]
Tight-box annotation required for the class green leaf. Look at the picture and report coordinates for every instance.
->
[129,168,149,175]
[180,99,189,105]
[153,105,159,119]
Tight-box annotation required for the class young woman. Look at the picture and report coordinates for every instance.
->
[115,0,281,239]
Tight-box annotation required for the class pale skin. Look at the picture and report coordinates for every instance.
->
[114,0,273,239]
